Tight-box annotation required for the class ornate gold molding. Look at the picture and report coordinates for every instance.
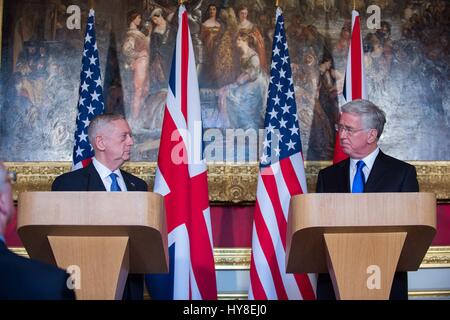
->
[9,246,450,300]
[220,291,450,299]
[11,246,449,269]
[9,247,28,258]
[218,293,248,300]
[4,161,450,202]
[213,247,450,270]
[214,248,252,270]
[408,291,450,298]
[420,246,450,268]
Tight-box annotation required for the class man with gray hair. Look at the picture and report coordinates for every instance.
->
[0,162,75,299]
[316,99,419,300]
[52,113,148,300]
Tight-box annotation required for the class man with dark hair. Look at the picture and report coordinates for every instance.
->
[52,113,148,300]
[0,162,75,300]
[316,99,419,300]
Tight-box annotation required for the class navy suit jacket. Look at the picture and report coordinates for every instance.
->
[51,162,148,300]
[0,241,75,300]
[51,162,148,193]
[316,151,419,300]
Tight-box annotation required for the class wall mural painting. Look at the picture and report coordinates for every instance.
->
[0,0,449,162]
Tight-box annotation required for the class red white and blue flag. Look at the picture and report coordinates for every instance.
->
[248,8,316,300]
[333,10,367,163]
[72,9,105,170]
[145,5,217,300]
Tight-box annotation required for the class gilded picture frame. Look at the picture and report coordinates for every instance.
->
[4,161,450,203]
[1,0,450,163]
[1,1,449,202]
[1,1,449,297]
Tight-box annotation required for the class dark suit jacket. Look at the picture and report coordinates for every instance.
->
[51,162,148,300]
[316,151,419,300]
[0,241,75,300]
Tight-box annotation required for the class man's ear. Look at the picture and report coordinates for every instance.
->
[95,135,106,151]
[367,129,378,144]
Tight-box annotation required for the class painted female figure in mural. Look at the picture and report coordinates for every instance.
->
[200,3,223,87]
[237,5,267,73]
[212,7,239,88]
[1,0,450,162]
[218,32,268,130]
[318,56,339,132]
[331,23,350,105]
[332,22,351,72]
[364,34,390,96]
[149,8,175,92]
[122,10,151,120]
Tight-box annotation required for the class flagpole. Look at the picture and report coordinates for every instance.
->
[147,0,218,299]
[353,0,356,10]
[276,0,279,7]
[248,6,316,300]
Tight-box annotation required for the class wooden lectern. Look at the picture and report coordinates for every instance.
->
[17,192,168,300]
[286,193,436,300]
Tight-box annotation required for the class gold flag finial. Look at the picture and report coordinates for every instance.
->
[353,0,356,10]
[276,0,280,7]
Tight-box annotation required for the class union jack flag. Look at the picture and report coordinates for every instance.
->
[72,9,105,170]
[248,7,316,300]
[333,10,367,163]
[145,5,217,300]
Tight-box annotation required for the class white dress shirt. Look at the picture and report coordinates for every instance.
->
[349,147,380,191]
[92,157,128,191]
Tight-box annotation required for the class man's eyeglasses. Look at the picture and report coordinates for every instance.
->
[335,124,369,136]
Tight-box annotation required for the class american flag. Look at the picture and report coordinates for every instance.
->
[333,10,367,163]
[145,5,217,300]
[72,9,105,170]
[248,7,316,300]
